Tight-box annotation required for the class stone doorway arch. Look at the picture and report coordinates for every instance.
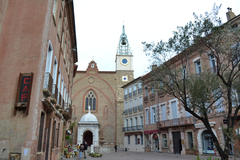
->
[83,130,93,146]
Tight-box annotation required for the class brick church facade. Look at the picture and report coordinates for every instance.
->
[72,25,134,148]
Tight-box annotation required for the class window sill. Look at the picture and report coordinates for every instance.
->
[37,152,43,155]
[162,147,168,149]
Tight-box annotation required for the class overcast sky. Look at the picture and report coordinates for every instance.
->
[73,0,240,78]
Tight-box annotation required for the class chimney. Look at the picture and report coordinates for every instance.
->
[152,65,157,70]
[226,7,236,21]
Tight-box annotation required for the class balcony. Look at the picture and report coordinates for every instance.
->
[124,94,128,99]
[122,125,144,132]
[150,93,155,100]
[157,116,194,128]
[158,90,164,97]
[56,92,62,109]
[128,108,133,114]
[138,104,143,111]
[123,109,128,115]
[133,106,137,112]
[138,88,142,94]
[144,96,148,103]
[129,92,132,98]
[62,104,72,120]
[50,84,58,104]
[133,90,137,96]
[43,72,53,97]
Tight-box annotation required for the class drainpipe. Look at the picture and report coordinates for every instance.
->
[157,91,161,152]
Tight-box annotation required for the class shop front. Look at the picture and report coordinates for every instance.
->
[201,130,215,154]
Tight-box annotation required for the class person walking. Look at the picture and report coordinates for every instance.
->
[83,141,88,158]
[77,144,80,152]
[114,145,117,152]
[79,144,84,159]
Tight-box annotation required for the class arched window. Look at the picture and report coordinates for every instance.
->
[85,90,96,111]
[45,41,53,73]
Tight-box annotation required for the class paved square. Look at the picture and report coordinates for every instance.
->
[68,150,239,160]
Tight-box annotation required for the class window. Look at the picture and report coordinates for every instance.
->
[140,134,143,145]
[134,99,137,107]
[37,112,45,152]
[150,107,156,124]
[151,85,154,93]
[52,0,58,17]
[125,102,128,110]
[45,41,53,73]
[139,97,143,105]
[85,90,97,111]
[185,98,192,117]
[58,11,63,38]
[232,88,240,107]
[195,61,201,74]
[135,135,138,145]
[128,135,130,145]
[125,119,128,127]
[140,116,143,125]
[145,87,148,96]
[133,84,137,91]
[130,118,132,127]
[209,55,216,73]
[135,117,138,126]
[146,109,149,125]
[182,67,186,79]
[161,104,166,121]
[57,69,61,92]
[215,89,224,113]
[129,87,132,93]
[138,82,142,89]
[172,101,178,125]
[124,89,128,95]
[162,134,167,148]
[187,132,193,149]
[231,42,240,65]
[129,100,132,108]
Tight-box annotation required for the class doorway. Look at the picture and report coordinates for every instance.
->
[172,131,182,154]
[83,131,93,146]
[153,134,159,151]
[201,130,215,154]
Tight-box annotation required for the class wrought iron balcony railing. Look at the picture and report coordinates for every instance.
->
[133,90,137,96]
[124,94,128,99]
[144,96,148,103]
[43,72,53,97]
[122,125,144,132]
[133,106,137,112]
[150,93,155,100]
[128,108,133,114]
[123,109,128,115]
[56,92,62,109]
[129,92,132,98]
[138,88,142,94]
[157,116,194,128]
[138,104,143,111]
[158,90,164,97]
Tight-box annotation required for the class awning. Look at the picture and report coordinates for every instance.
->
[144,130,158,134]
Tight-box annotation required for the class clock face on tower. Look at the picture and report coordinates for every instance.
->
[120,57,129,66]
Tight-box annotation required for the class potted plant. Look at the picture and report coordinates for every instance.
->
[69,122,76,132]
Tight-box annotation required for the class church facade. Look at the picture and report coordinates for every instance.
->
[72,25,134,148]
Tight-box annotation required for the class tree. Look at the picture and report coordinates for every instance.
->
[142,4,240,160]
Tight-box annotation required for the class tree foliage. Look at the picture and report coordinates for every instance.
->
[142,4,240,160]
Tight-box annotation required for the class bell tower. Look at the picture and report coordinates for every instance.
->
[115,25,134,147]
[115,25,133,73]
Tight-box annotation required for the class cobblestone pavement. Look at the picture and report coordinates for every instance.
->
[64,150,239,160]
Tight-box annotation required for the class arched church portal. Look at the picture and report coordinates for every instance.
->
[83,130,93,146]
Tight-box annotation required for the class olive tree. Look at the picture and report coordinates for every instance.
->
[142,5,240,160]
